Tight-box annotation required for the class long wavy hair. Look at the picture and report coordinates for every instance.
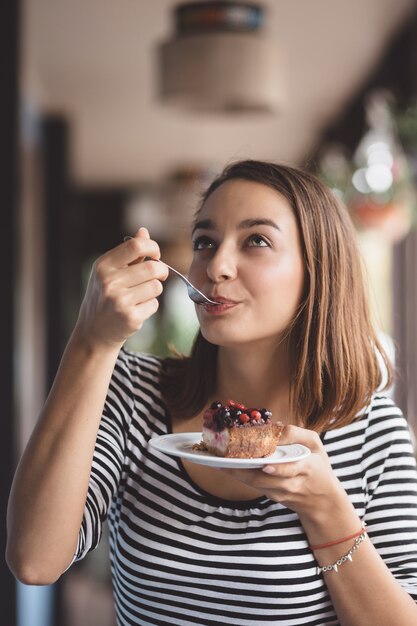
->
[160,160,393,431]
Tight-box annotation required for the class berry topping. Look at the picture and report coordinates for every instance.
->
[227,399,247,410]
[205,400,272,431]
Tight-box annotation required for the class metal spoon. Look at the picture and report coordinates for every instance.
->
[123,236,217,306]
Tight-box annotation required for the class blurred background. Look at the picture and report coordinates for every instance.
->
[3,0,417,624]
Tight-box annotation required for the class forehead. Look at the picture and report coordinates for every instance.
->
[198,179,294,224]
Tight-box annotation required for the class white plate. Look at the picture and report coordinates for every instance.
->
[149,432,310,469]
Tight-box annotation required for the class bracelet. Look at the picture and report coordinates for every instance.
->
[310,521,367,551]
[316,530,367,575]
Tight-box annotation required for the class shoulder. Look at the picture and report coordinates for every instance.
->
[352,395,415,470]
[323,394,414,452]
[323,396,416,492]
[360,394,416,458]
[361,394,410,437]
[105,349,165,411]
[117,348,169,416]
[109,348,164,397]
[118,347,164,380]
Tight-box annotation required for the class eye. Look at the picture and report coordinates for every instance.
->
[192,235,216,251]
[246,234,270,247]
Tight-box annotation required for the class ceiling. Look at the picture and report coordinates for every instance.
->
[21,0,416,186]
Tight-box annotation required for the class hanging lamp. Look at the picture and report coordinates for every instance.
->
[158,1,285,113]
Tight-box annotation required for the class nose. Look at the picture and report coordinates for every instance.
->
[206,244,237,283]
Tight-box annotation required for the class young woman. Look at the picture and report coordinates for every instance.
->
[7,161,417,625]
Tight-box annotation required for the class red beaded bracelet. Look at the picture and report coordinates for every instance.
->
[310,522,366,551]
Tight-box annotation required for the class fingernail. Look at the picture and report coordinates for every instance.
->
[262,465,276,475]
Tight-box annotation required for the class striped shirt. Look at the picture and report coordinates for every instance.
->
[74,349,417,625]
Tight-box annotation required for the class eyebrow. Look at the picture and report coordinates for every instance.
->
[192,217,282,234]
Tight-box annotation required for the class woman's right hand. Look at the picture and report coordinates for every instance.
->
[74,227,169,350]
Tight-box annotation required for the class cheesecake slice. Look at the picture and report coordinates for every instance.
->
[201,400,284,459]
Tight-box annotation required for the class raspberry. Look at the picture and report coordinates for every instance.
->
[251,410,262,421]
[239,413,250,423]
[227,399,247,411]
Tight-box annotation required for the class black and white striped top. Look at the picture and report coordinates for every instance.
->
[73,349,417,625]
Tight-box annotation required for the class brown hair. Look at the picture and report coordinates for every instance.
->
[160,160,393,431]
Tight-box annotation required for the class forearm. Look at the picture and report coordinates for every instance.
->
[6,330,121,584]
[300,491,417,625]
[319,542,417,626]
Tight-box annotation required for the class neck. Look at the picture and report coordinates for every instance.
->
[215,340,292,423]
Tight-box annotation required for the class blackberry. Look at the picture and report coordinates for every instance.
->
[213,413,224,432]
[219,407,231,419]
[261,408,272,420]
[210,401,222,410]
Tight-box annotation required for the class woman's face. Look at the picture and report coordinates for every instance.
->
[188,179,306,349]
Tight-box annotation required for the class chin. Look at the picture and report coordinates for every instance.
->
[200,327,259,348]
[200,327,241,347]
[199,322,289,350]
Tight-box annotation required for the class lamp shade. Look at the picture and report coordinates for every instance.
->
[159,32,284,113]
[157,2,285,113]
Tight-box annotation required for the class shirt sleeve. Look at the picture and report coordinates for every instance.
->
[362,399,417,600]
[69,349,134,565]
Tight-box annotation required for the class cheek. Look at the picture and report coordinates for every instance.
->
[264,260,304,295]
[260,259,305,302]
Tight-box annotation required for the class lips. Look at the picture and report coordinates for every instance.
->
[208,295,239,305]
[202,294,240,314]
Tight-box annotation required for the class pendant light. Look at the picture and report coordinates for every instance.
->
[158,1,285,113]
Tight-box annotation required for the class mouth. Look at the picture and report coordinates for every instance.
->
[209,296,239,305]
[201,295,240,313]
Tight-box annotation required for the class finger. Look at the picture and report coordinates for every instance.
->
[118,297,161,336]
[122,260,169,289]
[261,460,308,477]
[135,226,149,239]
[132,297,160,325]
[219,468,265,493]
[99,233,161,269]
[278,424,323,452]
[128,227,152,266]
[221,465,300,487]
[125,278,165,306]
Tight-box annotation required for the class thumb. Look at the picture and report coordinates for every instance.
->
[135,226,150,239]
[278,424,323,452]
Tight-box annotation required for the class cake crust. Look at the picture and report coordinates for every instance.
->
[205,422,284,458]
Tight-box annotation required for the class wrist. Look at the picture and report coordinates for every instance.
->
[69,326,123,360]
[315,529,368,574]
[299,480,361,548]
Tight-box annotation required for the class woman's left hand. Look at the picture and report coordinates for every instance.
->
[221,424,352,524]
